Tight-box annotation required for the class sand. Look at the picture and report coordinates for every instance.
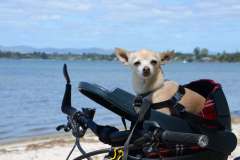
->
[0,123,239,160]
[0,133,109,160]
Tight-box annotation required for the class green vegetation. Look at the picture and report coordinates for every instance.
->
[1,47,240,62]
[0,51,116,61]
[175,47,240,62]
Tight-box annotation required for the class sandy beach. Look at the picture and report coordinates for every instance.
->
[0,122,239,160]
[0,133,110,160]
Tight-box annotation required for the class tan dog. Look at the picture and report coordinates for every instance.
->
[115,48,206,115]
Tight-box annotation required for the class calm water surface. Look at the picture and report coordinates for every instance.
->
[0,59,239,141]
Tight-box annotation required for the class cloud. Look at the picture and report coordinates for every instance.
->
[31,14,62,21]
[1,0,240,25]
[0,0,240,51]
[44,0,91,12]
[95,0,240,24]
[0,0,92,11]
[0,0,92,23]
[194,0,240,18]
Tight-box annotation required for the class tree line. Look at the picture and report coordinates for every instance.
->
[175,47,240,62]
[0,48,240,62]
[0,51,116,61]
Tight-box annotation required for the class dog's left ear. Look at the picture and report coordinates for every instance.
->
[158,50,175,64]
[115,48,129,65]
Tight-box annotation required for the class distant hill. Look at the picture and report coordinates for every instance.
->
[0,45,113,54]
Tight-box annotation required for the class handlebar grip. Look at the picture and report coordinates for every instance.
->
[161,130,209,148]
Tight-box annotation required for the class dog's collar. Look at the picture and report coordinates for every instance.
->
[138,83,164,97]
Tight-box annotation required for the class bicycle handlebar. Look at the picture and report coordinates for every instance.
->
[161,130,209,148]
[61,64,77,117]
[61,83,78,116]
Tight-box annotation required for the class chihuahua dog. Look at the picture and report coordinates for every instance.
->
[115,48,206,115]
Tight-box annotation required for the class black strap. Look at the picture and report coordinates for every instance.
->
[139,90,153,98]
[151,85,185,115]
[123,98,151,160]
[121,117,127,130]
[138,83,165,98]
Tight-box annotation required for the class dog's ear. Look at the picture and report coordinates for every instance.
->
[115,48,129,64]
[159,50,175,64]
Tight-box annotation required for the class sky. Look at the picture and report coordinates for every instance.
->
[0,0,240,53]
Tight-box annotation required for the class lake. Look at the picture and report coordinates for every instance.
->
[0,59,239,141]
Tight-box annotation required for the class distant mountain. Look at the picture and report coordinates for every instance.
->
[0,45,113,54]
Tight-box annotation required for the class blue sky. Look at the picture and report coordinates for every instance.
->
[0,0,240,52]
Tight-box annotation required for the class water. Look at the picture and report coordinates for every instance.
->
[0,59,240,141]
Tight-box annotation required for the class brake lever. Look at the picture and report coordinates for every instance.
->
[56,122,72,132]
[56,124,65,131]
[56,124,71,132]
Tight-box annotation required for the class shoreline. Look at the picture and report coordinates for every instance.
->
[1,58,240,63]
[1,116,240,145]
[0,129,98,146]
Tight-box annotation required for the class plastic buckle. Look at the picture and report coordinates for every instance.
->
[133,96,143,107]
[174,91,183,102]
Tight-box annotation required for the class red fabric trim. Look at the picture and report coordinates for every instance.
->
[199,99,217,121]
[146,146,204,158]
[198,79,220,122]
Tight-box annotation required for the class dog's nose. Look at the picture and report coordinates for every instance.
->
[143,66,150,73]
[143,67,150,77]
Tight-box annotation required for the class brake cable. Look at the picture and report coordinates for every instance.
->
[123,97,151,160]
[66,142,76,160]
[74,148,111,160]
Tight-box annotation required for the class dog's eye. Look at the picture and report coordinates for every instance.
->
[134,61,141,66]
[150,60,157,65]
